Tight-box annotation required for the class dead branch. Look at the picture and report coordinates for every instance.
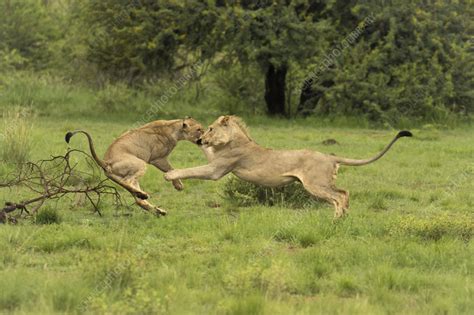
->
[0,149,124,224]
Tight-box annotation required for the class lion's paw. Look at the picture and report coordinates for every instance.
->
[154,207,167,216]
[173,180,184,191]
[135,191,149,200]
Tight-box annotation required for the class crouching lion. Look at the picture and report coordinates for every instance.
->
[164,115,412,218]
[66,118,204,215]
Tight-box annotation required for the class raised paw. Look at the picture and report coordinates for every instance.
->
[153,207,167,216]
[172,180,184,191]
[134,191,149,200]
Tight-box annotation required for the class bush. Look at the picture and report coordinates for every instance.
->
[0,107,34,164]
[34,207,62,225]
[0,0,59,70]
[391,213,473,241]
[222,176,320,208]
[0,49,27,72]
[95,82,136,112]
[298,2,474,123]
[81,1,214,81]
[210,65,265,115]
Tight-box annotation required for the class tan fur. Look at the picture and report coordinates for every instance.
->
[165,115,411,218]
[67,118,203,215]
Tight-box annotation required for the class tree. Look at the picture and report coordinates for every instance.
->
[81,0,221,82]
[77,0,473,121]
[216,1,329,116]
[81,0,332,115]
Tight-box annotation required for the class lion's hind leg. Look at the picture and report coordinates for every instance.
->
[297,170,349,218]
[303,184,347,218]
[107,157,150,200]
[106,173,149,200]
[335,187,349,214]
[130,180,167,216]
[134,197,167,216]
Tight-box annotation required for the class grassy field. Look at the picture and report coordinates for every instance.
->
[0,115,473,314]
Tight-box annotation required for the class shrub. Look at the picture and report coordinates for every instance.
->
[0,49,27,72]
[228,295,265,315]
[95,83,135,112]
[210,65,265,115]
[34,207,62,225]
[0,0,59,70]
[0,107,34,164]
[222,176,320,208]
[298,2,474,123]
[336,275,362,297]
[81,1,214,81]
[391,213,473,241]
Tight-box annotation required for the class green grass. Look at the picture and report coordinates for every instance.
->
[0,107,34,164]
[0,114,472,314]
[0,70,473,314]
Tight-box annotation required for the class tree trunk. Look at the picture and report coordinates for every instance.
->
[265,63,287,116]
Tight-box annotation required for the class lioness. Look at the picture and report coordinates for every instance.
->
[164,115,412,218]
[66,118,203,215]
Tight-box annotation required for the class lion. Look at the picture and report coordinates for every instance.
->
[66,117,204,215]
[164,115,412,218]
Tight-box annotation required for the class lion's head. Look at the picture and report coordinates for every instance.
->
[198,115,252,147]
[181,117,204,144]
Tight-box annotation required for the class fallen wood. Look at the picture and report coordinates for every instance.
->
[0,149,123,223]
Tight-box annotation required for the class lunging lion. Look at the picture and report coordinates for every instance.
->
[66,118,203,215]
[164,115,412,218]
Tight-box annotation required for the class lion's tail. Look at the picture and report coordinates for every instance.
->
[333,131,412,166]
[65,130,108,171]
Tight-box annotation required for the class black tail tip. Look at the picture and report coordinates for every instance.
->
[397,130,413,138]
[65,131,74,143]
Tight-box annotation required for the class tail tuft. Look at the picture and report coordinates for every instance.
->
[397,130,413,138]
[65,131,74,143]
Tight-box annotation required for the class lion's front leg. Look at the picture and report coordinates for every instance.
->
[200,145,216,162]
[164,164,228,181]
[151,158,184,191]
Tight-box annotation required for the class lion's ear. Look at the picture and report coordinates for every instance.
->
[220,116,230,126]
[182,120,188,129]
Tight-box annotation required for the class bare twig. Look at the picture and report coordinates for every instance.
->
[0,149,123,223]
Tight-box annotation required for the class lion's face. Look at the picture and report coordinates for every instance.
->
[198,116,232,147]
[182,118,204,144]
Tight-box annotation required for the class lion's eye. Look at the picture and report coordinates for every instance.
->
[209,128,213,132]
